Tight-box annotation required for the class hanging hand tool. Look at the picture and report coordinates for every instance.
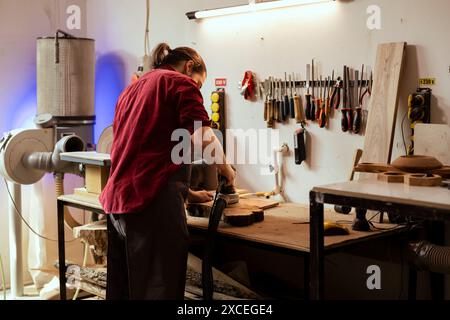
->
[277,79,283,123]
[326,72,334,117]
[270,77,276,125]
[330,76,342,110]
[354,65,364,134]
[294,74,304,123]
[341,66,350,132]
[263,79,270,123]
[311,59,316,121]
[283,72,290,122]
[305,64,312,120]
[289,74,296,119]
[280,79,287,122]
[274,80,280,122]
[294,124,307,165]
[318,77,329,128]
[344,67,354,133]
[265,77,274,128]
[315,75,323,121]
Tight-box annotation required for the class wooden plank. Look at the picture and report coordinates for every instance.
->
[415,124,450,165]
[361,42,407,166]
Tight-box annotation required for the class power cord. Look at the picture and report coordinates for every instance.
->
[4,179,77,243]
[0,253,6,300]
[401,111,409,155]
[144,0,150,56]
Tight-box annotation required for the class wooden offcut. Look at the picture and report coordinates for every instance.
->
[85,165,109,195]
[361,42,406,166]
[188,198,279,227]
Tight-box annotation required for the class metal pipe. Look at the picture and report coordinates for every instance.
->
[8,182,24,298]
[23,135,84,175]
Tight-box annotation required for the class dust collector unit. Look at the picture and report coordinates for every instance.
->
[37,32,95,125]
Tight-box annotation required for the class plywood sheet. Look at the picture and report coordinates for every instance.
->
[362,42,406,165]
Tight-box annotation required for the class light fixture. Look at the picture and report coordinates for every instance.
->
[186,0,334,20]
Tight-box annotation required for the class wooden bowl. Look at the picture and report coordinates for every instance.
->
[391,155,443,173]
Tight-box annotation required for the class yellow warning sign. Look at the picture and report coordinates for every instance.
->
[419,78,436,86]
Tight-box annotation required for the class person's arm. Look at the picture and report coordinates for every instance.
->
[192,126,235,186]
[175,77,236,185]
[188,189,214,203]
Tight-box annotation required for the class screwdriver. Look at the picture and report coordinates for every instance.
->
[354,65,364,134]
[284,72,290,122]
[294,74,304,123]
[274,80,280,122]
[316,75,323,122]
[341,66,350,132]
[289,74,295,119]
[305,64,312,120]
[326,71,334,117]
[264,79,269,123]
[348,69,355,133]
[318,77,329,128]
[270,77,276,125]
[311,59,316,121]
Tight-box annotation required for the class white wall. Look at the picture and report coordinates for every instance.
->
[87,0,450,203]
[0,0,87,289]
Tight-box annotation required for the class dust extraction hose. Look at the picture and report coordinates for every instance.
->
[55,173,81,229]
[409,241,450,274]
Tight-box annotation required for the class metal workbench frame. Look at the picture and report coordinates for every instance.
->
[309,190,450,300]
[57,198,105,300]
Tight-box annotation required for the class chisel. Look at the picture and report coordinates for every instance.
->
[305,64,312,120]
[353,65,364,134]
[316,75,323,121]
[289,74,295,119]
[283,72,290,121]
[294,74,304,123]
[311,59,316,121]
[274,80,280,122]
[270,77,276,125]
[341,66,350,132]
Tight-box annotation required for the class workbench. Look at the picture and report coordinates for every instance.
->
[56,193,405,300]
[187,202,405,300]
[310,179,450,300]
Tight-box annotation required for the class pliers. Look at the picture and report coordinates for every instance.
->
[330,77,342,110]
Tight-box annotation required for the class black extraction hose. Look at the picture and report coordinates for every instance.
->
[202,177,227,300]
[409,241,450,274]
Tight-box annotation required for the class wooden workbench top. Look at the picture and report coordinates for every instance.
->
[58,194,404,253]
[187,203,404,253]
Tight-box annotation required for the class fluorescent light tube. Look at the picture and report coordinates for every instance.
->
[186,0,333,20]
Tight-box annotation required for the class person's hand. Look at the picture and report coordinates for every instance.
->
[188,189,214,203]
[219,164,236,186]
